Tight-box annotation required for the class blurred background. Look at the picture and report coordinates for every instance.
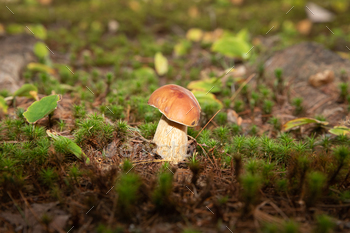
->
[0,0,349,125]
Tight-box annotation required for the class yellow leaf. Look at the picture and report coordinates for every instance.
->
[27,62,55,74]
[29,91,39,101]
[329,126,350,136]
[186,28,203,42]
[0,96,8,114]
[154,52,168,76]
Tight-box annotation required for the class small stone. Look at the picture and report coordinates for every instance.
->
[308,70,334,87]
[306,2,334,23]
[108,20,119,33]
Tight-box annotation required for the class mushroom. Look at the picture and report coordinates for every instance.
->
[148,84,201,163]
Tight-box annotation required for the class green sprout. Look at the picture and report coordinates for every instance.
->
[40,167,58,188]
[115,173,142,211]
[314,215,335,233]
[152,171,174,209]
[306,171,326,207]
[339,82,348,102]
[291,97,303,115]
[240,173,262,214]
[268,116,281,131]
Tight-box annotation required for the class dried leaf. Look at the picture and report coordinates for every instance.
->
[227,109,243,126]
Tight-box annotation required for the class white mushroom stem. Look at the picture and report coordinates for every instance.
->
[153,115,188,163]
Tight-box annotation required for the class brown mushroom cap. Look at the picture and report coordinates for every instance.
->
[148,84,201,127]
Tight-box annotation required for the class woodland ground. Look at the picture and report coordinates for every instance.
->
[0,0,350,233]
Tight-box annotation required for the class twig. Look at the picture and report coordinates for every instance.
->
[230,73,256,101]
[7,192,27,225]
[195,109,221,139]
[188,135,207,156]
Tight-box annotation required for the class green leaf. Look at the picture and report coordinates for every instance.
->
[329,126,350,136]
[187,77,221,93]
[191,90,223,109]
[174,39,192,57]
[33,42,49,59]
[211,36,251,59]
[27,62,55,74]
[30,24,47,40]
[6,24,25,34]
[0,96,8,114]
[283,117,329,131]
[13,84,38,98]
[154,52,168,76]
[133,67,156,79]
[236,28,250,41]
[23,95,61,124]
[46,130,90,164]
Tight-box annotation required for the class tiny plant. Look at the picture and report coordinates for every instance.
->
[40,167,58,188]
[328,145,350,185]
[58,119,66,132]
[115,172,142,213]
[291,97,303,115]
[240,173,262,214]
[306,171,326,207]
[152,171,174,210]
[338,82,348,103]
[274,68,284,95]
[314,215,335,233]
[268,116,281,132]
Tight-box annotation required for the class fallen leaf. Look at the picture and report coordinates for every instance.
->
[23,94,61,123]
[227,109,243,126]
[33,42,49,59]
[187,77,221,93]
[13,84,38,98]
[29,91,39,101]
[211,34,251,59]
[27,62,55,74]
[283,117,328,131]
[297,19,313,35]
[186,28,203,42]
[47,130,90,163]
[329,126,350,136]
[174,39,192,57]
[154,52,168,76]
[0,96,8,114]
[191,90,223,109]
